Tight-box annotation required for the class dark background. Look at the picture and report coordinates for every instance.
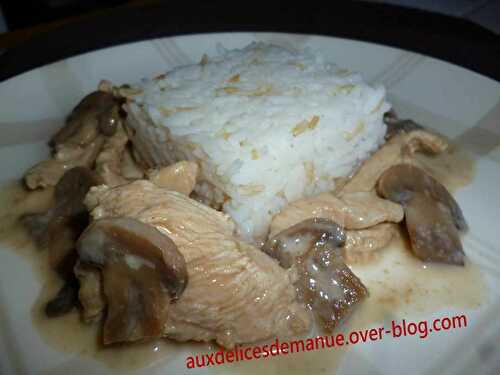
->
[0,1,498,81]
[0,0,128,30]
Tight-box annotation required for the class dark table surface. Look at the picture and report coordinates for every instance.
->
[0,1,499,82]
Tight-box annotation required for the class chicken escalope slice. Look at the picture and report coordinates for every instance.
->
[80,180,311,348]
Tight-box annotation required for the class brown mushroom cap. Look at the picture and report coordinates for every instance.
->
[45,275,79,318]
[263,218,367,330]
[377,164,467,265]
[49,167,103,271]
[54,166,103,217]
[303,244,368,330]
[51,90,123,146]
[20,212,52,248]
[384,111,424,140]
[378,164,467,231]
[263,217,345,268]
[98,104,122,136]
[52,91,116,146]
[76,217,188,344]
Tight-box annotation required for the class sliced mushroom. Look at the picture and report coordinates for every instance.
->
[76,217,188,344]
[263,218,368,330]
[98,105,121,136]
[46,216,86,272]
[54,166,104,217]
[21,167,101,248]
[20,212,52,248]
[377,164,466,265]
[341,118,449,194]
[52,91,117,146]
[21,167,102,316]
[263,217,346,268]
[384,111,423,140]
[49,167,102,268]
[378,164,467,231]
[45,274,79,318]
[302,241,368,330]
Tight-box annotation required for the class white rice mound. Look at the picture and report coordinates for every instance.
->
[124,42,390,242]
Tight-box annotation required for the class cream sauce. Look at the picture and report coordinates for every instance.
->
[220,230,485,375]
[0,182,206,371]
[0,140,486,375]
[32,268,190,371]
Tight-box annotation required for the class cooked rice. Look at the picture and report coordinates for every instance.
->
[123,42,390,242]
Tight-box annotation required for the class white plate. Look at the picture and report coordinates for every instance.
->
[1,32,500,375]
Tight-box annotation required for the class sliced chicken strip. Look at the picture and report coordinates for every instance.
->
[95,124,130,187]
[343,223,398,264]
[340,127,449,194]
[85,181,235,243]
[147,161,199,195]
[269,191,403,237]
[83,181,311,348]
[24,137,104,189]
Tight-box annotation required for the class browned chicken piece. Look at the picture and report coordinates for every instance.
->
[81,180,311,347]
[343,223,398,264]
[269,191,403,237]
[95,124,130,187]
[146,161,199,195]
[340,124,449,194]
[24,89,126,189]
[24,137,104,189]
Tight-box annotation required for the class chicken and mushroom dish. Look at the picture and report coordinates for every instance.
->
[18,91,469,349]
[8,44,478,355]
